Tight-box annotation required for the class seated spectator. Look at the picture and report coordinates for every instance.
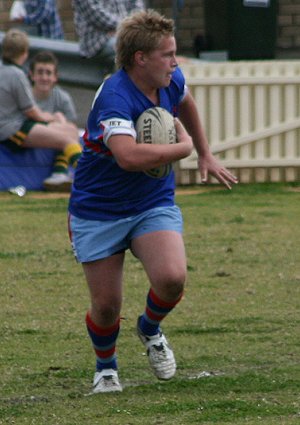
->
[72,0,145,74]
[29,50,79,190]
[11,0,64,39]
[29,51,77,123]
[0,29,81,190]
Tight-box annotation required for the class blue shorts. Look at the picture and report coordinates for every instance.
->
[68,206,183,263]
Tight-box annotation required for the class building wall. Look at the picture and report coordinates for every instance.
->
[0,0,300,55]
[277,0,300,48]
[0,0,76,39]
[147,0,205,55]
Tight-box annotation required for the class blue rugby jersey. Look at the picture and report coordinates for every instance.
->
[68,67,186,220]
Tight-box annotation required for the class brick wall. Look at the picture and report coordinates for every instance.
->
[56,0,76,40]
[277,0,300,48]
[0,0,12,33]
[0,0,77,40]
[147,0,205,54]
[1,0,300,55]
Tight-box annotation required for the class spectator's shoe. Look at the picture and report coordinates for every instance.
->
[137,317,176,380]
[43,172,73,192]
[93,369,122,394]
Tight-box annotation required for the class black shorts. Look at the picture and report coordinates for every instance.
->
[1,119,47,152]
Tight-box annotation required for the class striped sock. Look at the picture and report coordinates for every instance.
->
[85,312,120,371]
[63,143,82,168]
[53,150,68,173]
[138,288,183,336]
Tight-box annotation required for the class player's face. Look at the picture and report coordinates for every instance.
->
[143,36,178,88]
[30,63,57,94]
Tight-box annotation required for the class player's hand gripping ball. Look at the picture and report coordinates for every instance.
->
[136,107,177,178]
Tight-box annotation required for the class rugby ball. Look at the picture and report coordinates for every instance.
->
[136,107,177,178]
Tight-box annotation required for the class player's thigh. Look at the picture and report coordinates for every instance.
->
[131,230,187,296]
[50,120,78,138]
[24,123,70,149]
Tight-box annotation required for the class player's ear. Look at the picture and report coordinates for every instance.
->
[134,50,147,66]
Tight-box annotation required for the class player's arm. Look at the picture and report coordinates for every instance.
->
[24,105,56,123]
[108,121,193,172]
[179,91,238,189]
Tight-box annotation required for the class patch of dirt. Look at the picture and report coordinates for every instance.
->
[287,186,300,192]
[27,192,70,199]
[1,186,224,199]
[176,186,224,195]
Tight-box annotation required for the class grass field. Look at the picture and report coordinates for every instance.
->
[0,183,299,425]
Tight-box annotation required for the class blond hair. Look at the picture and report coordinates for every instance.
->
[115,9,175,70]
[2,29,29,62]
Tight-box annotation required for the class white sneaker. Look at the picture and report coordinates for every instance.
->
[93,369,122,394]
[43,172,73,192]
[137,319,176,380]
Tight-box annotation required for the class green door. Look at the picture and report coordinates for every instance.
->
[204,0,278,60]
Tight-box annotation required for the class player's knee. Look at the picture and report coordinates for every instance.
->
[158,269,186,299]
[91,302,120,327]
[67,123,79,139]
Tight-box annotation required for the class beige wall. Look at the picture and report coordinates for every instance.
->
[1,0,300,55]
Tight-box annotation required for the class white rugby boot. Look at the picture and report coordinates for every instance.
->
[43,172,73,192]
[137,318,176,380]
[92,369,122,393]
